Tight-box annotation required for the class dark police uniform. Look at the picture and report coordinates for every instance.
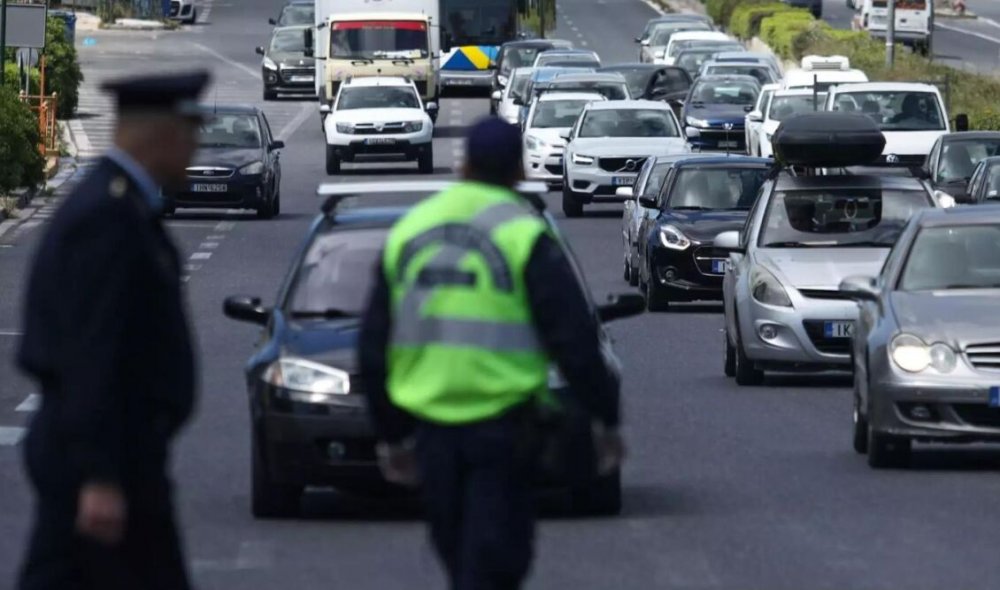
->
[16,72,209,590]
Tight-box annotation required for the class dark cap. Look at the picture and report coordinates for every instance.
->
[466,117,523,184]
[101,70,211,117]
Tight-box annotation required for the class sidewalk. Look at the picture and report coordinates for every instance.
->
[71,9,176,31]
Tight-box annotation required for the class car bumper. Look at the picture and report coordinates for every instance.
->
[649,243,729,300]
[262,69,316,94]
[525,147,565,184]
[686,126,747,151]
[167,174,269,210]
[327,129,433,160]
[869,376,1000,442]
[739,295,857,370]
[866,29,929,43]
[566,164,642,202]
[441,70,493,88]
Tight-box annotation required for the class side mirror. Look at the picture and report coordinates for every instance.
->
[838,275,879,302]
[268,17,277,25]
[955,113,970,132]
[559,130,571,141]
[714,230,742,252]
[223,295,270,325]
[491,90,502,101]
[270,140,285,151]
[425,102,439,113]
[685,127,700,139]
[319,104,332,114]
[634,37,642,44]
[641,39,651,46]
[743,105,754,113]
[596,293,646,323]
[255,46,265,56]
[638,196,657,209]
[615,186,634,199]
[747,111,763,122]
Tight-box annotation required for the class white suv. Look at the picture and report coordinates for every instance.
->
[322,77,437,175]
[523,92,606,188]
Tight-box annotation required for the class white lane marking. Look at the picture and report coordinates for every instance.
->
[16,394,41,413]
[580,40,589,47]
[184,264,203,272]
[199,242,220,250]
[571,26,579,32]
[0,331,23,337]
[640,0,667,15]
[937,21,1000,45]
[215,221,236,231]
[277,103,315,140]
[0,427,26,446]
[190,252,212,260]
[190,42,260,79]
[205,234,226,241]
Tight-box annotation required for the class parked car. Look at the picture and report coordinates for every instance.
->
[674,45,745,80]
[663,31,733,66]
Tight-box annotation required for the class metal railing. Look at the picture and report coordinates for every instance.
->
[19,92,59,157]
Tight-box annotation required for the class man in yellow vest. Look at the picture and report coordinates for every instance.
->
[359,118,622,589]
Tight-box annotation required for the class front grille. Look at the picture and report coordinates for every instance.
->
[692,246,728,276]
[187,166,235,179]
[953,404,1000,428]
[169,0,180,16]
[351,122,408,135]
[279,67,313,81]
[598,156,647,173]
[799,289,853,301]
[802,320,852,354]
[874,154,924,166]
[965,342,1000,372]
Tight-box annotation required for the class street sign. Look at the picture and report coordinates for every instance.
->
[0,3,47,49]
[16,47,38,68]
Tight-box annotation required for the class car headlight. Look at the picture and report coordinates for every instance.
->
[263,56,278,70]
[239,161,265,175]
[890,334,956,373]
[498,74,509,87]
[525,135,546,151]
[749,265,792,307]
[686,116,709,128]
[335,122,354,134]
[403,121,424,133]
[658,224,691,251]
[933,190,957,208]
[572,153,594,165]
[263,358,351,402]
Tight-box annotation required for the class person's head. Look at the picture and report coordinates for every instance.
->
[462,117,524,188]
[104,71,211,191]
[901,94,922,117]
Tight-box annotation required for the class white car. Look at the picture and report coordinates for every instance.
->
[745,83,779,156]
[823,81,954,167]
[495,67,534,126]
[322,77,437,175]
[757,88,827,158]
[782,55,868,91]
[168,0,198,23]
[523,92,607,188]
[663,31,732,65]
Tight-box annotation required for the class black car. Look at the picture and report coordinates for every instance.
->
[223,181,645,518]
[166,105,283,218]
[682,75,760,152]
[637,156,771,310]
[598,64,692,102]
[964,156,1000,204]
[269,0,313,26]
[673,46,740,80]
[256,25,315,100]
[920,131,1000,203]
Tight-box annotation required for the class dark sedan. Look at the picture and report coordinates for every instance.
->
[224,181,645,518]
[637,156,770,310]
[964,156,1000,204]
[921,131,1000,203]
[682,75,760,152]
[598,64,692,106]
[165,105,283,218]
[256,25,315,100]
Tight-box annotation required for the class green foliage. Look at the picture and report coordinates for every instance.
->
[759,11,815,58]
[0,86,45,194]
[730,3,798,40]
[3,63,42,96]
[44,17,84,119]
[706,0,766,29]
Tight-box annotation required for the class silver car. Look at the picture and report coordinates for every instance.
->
[841,205,1000,468]
[562,100,688,217]
[718,174,936,385]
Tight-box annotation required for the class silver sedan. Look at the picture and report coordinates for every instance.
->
[842,205,1000,468]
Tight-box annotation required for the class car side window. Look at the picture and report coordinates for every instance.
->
[634,159,654,196]
[967,162,984,197]
[740,181,769,248]
[926,139,940,179]
[663,69,689,93]
[260,113,275,144]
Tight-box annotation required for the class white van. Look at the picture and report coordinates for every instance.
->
[852,0,933,57]
[662,31,733,66]
[782,55,868,91]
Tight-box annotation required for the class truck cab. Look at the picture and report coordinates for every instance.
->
[852,0,933,56]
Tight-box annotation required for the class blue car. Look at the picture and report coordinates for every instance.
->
[681,74,761,153]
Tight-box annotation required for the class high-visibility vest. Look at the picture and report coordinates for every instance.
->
[382,181,551,424]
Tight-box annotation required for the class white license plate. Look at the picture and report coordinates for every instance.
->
[718,140,739,148]
[711,259,728,273]
[365,137,397,145]
[990,386,1000,407]
[289,75,313,82]
[192,183,227,193]
[823,321,854,338]
[613,176,635,186]
[449,78,474,85]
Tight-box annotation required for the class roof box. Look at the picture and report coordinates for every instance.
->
[801,55,850,71]
[772,113,886,168]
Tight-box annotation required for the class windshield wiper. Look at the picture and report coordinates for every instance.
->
[290,308,356,319]
[763,241,809,248]
[940,283,1000,290]
[827,241,894,248]
[670,206,710,211]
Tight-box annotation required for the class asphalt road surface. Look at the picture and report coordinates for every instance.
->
[3,0,1000,587]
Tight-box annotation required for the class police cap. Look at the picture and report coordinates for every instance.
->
[101,70,211,117]
[466,117,523,183]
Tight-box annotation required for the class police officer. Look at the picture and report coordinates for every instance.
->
[359,117,623,590]
[16,71,210,590]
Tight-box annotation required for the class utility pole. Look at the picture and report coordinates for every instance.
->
[1,0,8,86]
[885,0,896,69]
[539,0,546,39]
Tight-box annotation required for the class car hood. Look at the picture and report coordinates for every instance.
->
[685,103,750,125]
[282,319,361,374]
[570,137,689,156]
[890,291,1000,346]
[662,209,748,242]
[882,131,944,157]
[191,147,263,168]
[333,108,427,124]
[272,51,313,67]
[525,127,568,146]
[755,248,889,289]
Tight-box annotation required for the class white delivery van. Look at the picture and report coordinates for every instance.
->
[852,0,933,57]
[782,55,868,91]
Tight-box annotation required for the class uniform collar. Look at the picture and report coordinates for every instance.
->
[106,148,163,214]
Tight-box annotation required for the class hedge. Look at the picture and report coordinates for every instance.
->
[759,11,816,58]
[706,0,763,30]
[0,86,45,194]
[45,17,84,119]
[3,63,42,96]
[730,3,800,40]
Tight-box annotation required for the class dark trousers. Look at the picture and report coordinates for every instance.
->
[415,411,536,590]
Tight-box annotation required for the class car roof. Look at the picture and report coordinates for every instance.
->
[285,0,312,5]
[649,14,711,22]
[703,60,772,70]
[941,131,1000,141]
[552,72,626,83]
[600,63,669,72]
[774,173,929,191]
[199,104,260,115]
[674,155,772,168]
[915,204,1000,227]
[531,66,589,79]
[774,88,823,97]
[830,81,940,93]
[712,51,772,61]
[538,91,606,102]
[345,76,413,87]
[511,67,535,77]
[585,99,673,111]
[539,49,598,57]
[669,31,731,42]
[502,40,561,49]
[695,74,762,85]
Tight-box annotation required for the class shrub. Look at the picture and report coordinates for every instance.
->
[0,86,45,194]
[44,17,84,119]
[759,11,815,59]
[730,3,797,40]
[3,63,42,96]
[706,0,765,29]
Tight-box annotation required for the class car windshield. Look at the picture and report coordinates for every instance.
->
[548,82,629,100]
[270,29,306,53]
[768,94,826,121]
[509,71,532,98]
[900,225,1000,291]
[759,189,930,248]
[330,20,429,60]
[443,0,516,46]
[670,38,726,57]
[667,167,768,210]
[650,23,710,45]
[690,80,759,105]
[578,109,679,138]
[838,90,944,131]
[500,47,545,75]
[337,86,420,110]
[287,228,386,317]
[278,4,312,26]
[531,99,591,128]
[677,50,721,76]
[609,69,653,98]
[198,114,262,148]
[704,65,773,85]
[937,140,1000,183]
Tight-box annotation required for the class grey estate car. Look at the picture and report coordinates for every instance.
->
[841,205,1000,468]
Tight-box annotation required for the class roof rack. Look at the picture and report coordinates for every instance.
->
[318,181,550,216]
[801,55,850,71]
[772,112,885,169]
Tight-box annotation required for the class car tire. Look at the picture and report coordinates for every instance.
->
[570,469,622,516]
[867,425,911,469]
[256,184,277,219]
[325,145,341,175]
[562,185,584,217]
[623,255,631,282]
[724,330,736,377]
[251,429,301,518]
[853,395,869,454]
[628,258,640,287]
[733,319,764,386]
[644,272,670,312]
[418,146,434,174]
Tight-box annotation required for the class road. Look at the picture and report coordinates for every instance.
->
[3,0,1000,587]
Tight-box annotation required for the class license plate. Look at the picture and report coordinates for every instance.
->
[718,140,739,148]
[613,176,635,186]
[192,183,227,193]
[449,78,474,86]
[711,259,728,273]
[289,75,313,82]
[990,386,1000,407]
[365,137,397,145]
[823,321,854,338]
